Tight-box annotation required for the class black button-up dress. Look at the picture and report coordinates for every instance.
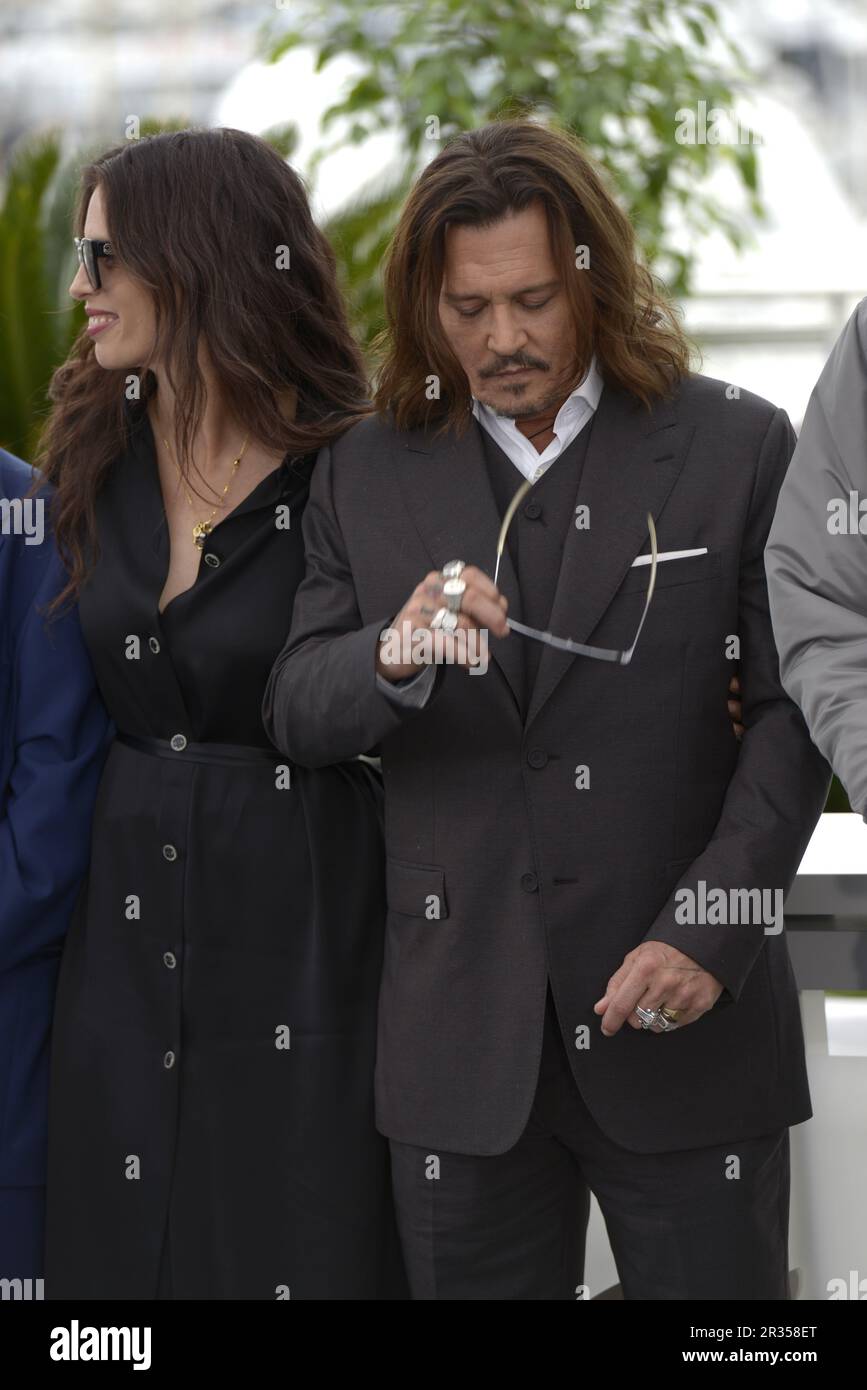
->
[45,403,406,1299]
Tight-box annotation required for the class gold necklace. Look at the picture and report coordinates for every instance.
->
[163,433,250,549]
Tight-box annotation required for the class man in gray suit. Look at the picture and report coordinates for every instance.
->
[263,120,829,1299]
[766,298,867,822]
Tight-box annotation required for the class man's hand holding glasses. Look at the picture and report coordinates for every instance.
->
[376,475,658,682]
[375,564,508,682]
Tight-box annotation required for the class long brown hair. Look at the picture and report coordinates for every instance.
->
[372,117,694,434]
[33,126,372,613]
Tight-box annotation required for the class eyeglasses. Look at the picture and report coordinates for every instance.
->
[493,475,658,665]
[74,237,114,290]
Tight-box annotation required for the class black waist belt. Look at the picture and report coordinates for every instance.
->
[115,730,282,767]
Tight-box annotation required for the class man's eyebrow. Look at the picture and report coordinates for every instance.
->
[443,278,561,303]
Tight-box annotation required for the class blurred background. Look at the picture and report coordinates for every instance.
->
[2,0,867,1300]
[5,0,867,452]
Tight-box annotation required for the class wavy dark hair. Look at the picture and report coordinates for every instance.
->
[373,117,694,433]
[32,126,372,613]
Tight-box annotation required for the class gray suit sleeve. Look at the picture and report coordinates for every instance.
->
[262,441,441,766]
[765,299,867,818]
[642,407,830,999]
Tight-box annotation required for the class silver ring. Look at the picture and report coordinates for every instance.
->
[443,577,466,613]
[634,1005,659,1030]
[430,607,459,633]
[442,560,466,579]
[655,1012,677,1032]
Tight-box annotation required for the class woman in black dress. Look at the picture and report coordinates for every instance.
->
[38,128,406,1299]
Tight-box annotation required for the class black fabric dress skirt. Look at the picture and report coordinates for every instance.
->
[45,405,407,1299]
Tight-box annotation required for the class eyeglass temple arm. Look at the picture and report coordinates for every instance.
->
[493,477,535,586]
[502,512,658,666]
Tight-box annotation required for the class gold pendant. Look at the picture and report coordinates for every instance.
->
[193,521,212,549]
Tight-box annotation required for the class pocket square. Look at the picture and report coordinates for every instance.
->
[631,547,708,568]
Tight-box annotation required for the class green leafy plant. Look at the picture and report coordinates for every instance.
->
[0,132,83,459]
[260,0,763,351]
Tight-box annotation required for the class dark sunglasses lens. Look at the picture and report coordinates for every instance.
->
[77,239,99,289]
[86,243,100,289]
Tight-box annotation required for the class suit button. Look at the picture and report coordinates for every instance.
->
[524,501,542,520]
[163,952,177,969]
[203,552,220,567]
[162,844,178,862]
[527,747,548,769]
[148,636,160,654]
[521,872,538,893]
[163,1051,176,1069]
[170,734,187,751]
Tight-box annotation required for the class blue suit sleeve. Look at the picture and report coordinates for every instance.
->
[0,547,113,973]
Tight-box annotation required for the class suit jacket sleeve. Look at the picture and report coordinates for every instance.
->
[641,406,830,1000]
[765,298,867,819]
[0,546,112,974]
[263,440,443,767]
[376,663,436,708]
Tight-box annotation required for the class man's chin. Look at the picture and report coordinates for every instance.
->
[477,383,554,420]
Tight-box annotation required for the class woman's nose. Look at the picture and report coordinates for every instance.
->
[69,261,92,298]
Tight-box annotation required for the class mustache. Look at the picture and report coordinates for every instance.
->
[480,358,549,378]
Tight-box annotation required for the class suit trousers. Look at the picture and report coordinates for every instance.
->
[388,983,791,1300]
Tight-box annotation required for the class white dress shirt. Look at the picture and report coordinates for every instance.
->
[376,358,605,707]
[470,354,604,482]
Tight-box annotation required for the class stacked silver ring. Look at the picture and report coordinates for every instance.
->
[634,1005,659,1030]
[634,1005,678,1032]
[443,577,466,613]
[439,558,466,619]
[430,608,459,632]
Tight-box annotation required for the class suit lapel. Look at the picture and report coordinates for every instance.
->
[392,413,526,715]
[390,384,695,726]
[525,382,695,728]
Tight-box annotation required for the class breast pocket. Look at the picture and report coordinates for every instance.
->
[386,857,449,921]
[617,549,722,595]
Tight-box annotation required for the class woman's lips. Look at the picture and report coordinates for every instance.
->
[86,313,118,336]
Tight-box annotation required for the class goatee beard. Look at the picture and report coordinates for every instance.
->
[482,385,564,422]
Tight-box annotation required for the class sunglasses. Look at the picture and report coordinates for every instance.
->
[74,236,114,291]
[493,475,658,665]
